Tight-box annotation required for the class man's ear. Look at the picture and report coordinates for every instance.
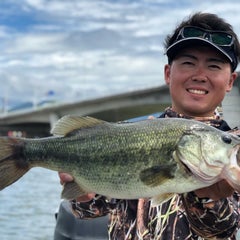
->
[164,64,171,85]
[226,72,238,92]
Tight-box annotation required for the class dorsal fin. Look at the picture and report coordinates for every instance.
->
[51,115,106,136]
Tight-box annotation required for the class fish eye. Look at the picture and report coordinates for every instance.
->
[221,134,232,144]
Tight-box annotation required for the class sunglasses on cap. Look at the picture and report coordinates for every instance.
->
[177,26,235,47]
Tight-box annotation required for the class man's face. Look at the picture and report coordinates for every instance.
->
[164,46,237,117]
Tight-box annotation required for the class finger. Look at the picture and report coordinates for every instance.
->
[215,180,234,198]
[195,180,234,200]
[58,172,74,185]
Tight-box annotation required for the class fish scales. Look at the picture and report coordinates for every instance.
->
[22,119,182,198]
[0,115,240,204]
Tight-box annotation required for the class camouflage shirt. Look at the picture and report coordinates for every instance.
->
[71,111,240,239]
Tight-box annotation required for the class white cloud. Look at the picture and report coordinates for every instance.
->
[0,0,240,109]
[3,33,65,53]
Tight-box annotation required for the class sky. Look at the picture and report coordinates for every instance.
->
[1,0,240,110]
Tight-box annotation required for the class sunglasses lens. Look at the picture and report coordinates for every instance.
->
[183,27,205,38]
[182,27,233,46]
[211,33,232,45]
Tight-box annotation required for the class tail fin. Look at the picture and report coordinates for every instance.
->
[0,137,30,190]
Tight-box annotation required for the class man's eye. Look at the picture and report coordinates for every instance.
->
[183,61,194,65]
[209,64,221,69]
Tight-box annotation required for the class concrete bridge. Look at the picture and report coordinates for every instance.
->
[0,85,170,137]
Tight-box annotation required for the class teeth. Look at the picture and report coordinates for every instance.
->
[188,89,206,95]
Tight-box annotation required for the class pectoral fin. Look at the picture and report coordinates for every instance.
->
[61,181,87,200]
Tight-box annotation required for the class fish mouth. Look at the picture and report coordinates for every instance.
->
[187,88,208,95]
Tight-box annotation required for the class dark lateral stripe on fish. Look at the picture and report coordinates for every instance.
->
[140,164,177,187]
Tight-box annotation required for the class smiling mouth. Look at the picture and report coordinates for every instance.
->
[187,89,208,95]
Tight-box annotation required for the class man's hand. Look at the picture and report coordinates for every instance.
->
[194,180,234,200]
[58,172,95,202]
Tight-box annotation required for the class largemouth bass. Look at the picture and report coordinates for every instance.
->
[0,116,239,205]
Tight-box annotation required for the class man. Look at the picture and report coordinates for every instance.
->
[55,12,240,239]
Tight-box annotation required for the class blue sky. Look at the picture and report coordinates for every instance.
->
[1,0,240,109]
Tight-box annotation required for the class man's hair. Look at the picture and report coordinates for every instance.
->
[164,12,240,65]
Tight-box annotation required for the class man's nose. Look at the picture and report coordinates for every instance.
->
[191,67,207,82]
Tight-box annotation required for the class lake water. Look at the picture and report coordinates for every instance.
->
[0,168,62,240]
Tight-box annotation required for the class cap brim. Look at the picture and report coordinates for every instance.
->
[166,37,233,63]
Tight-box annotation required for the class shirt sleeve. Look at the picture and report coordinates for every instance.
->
[181,191,240,238]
